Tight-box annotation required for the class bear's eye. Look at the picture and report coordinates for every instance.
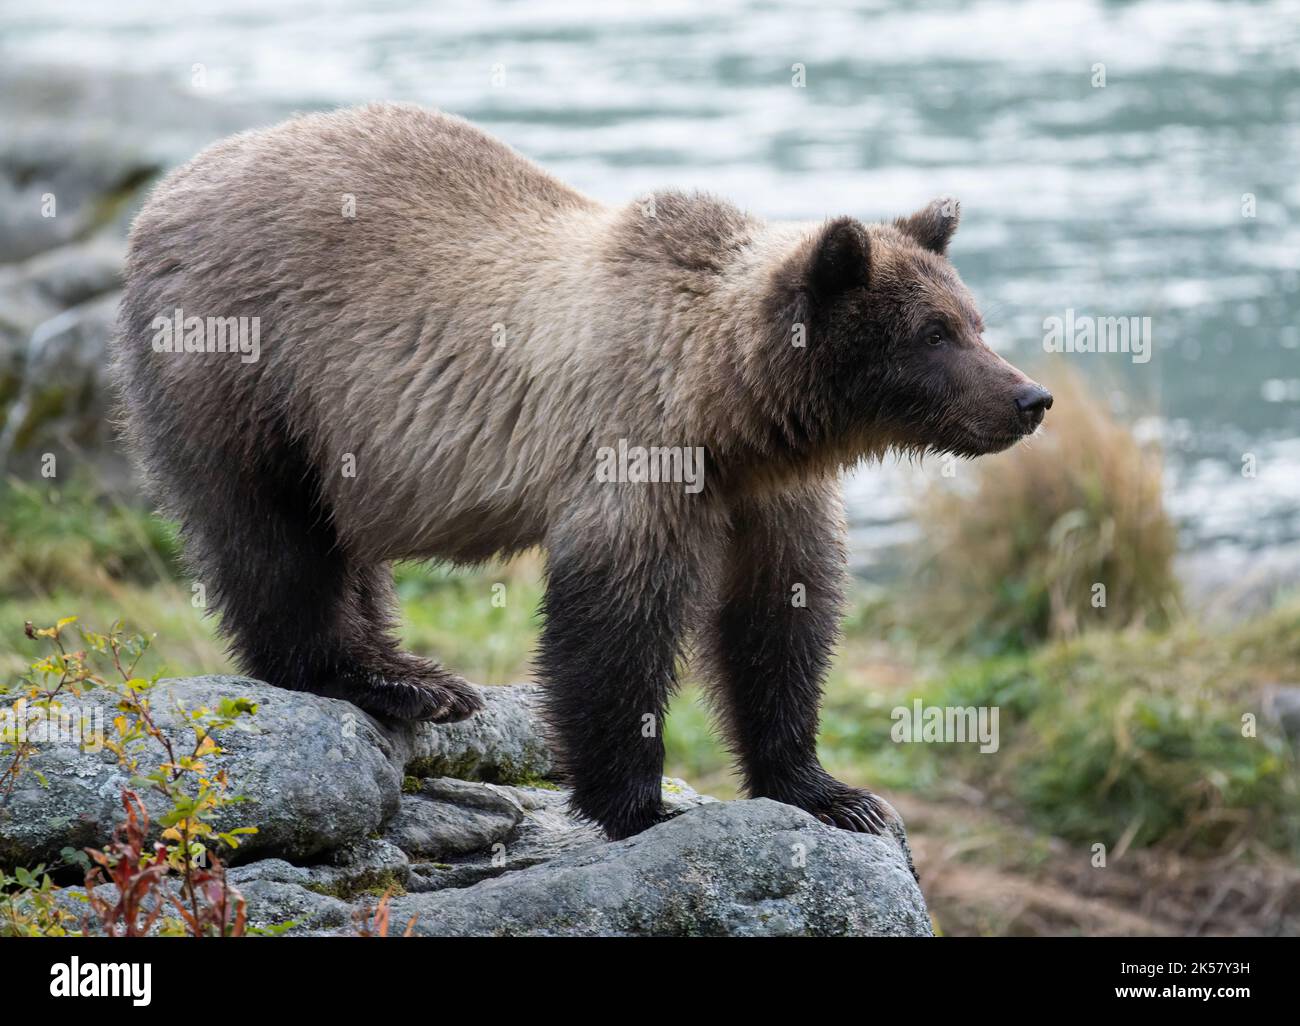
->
[925,328,946,346]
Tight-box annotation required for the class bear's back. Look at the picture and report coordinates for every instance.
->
[125,103,596,303]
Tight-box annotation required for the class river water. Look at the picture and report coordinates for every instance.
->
[4,0,1298,569]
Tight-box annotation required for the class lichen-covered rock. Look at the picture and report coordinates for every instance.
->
[385,798,929,937]
[0,675,402,867]
[1,673,932,937]
[237,774,929,937]
[229,838,410,900]
[383,683,554,784]
[382,779,526,859]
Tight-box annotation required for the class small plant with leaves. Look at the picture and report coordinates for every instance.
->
[1,618,259,937]
[0,862,82,937]
[0,617,106,802]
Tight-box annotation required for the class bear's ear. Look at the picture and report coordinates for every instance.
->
[806,216,871,299]
[894,197,960,255]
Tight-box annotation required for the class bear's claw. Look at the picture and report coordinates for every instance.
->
[810,786,894,835]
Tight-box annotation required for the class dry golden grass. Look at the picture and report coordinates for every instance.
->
[907,369,1179,650]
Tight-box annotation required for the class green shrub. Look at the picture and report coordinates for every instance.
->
[2,618,259,936]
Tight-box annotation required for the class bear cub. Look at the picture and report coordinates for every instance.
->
[111,105,1052,840]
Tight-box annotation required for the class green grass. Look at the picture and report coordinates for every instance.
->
[0,474,218,680]
[0,476,182,600]
[818,601,1300,858]
[0,475,544,686]
[393,560,540,685]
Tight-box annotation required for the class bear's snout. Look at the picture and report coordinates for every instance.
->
[1014,382,1054,431]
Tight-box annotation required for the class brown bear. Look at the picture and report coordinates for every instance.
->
[110,104,1052,840]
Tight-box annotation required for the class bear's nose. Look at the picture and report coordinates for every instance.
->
[1014,383,1053,429]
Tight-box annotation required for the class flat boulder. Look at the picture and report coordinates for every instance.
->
[384,795,929,937]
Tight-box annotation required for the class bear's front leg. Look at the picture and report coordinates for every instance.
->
[537,527,693,840]
[700,482,896,834]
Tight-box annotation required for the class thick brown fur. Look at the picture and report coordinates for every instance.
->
[111,104,1050,840]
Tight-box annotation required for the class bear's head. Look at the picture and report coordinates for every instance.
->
[765,198,1051,463]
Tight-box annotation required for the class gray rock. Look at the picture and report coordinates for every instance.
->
[0,235,124,342]
[382,779,525,859]
[384,799,930,937]
[0,289,121,469]
[236,879,356,935]
[60,839,404,936]
[244,772,927,937]
[2,674,931,937]
[383,683,554,784]
[0,133,155,263]
[229,838,410,898]
[405,776,712,892]
[59,872,358,937]
[0,237,126,467]
[0,675,402,867]
[0,63,293,467]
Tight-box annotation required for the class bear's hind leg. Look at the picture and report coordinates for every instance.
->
[327,562,482,723]
[178,435,478,723]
